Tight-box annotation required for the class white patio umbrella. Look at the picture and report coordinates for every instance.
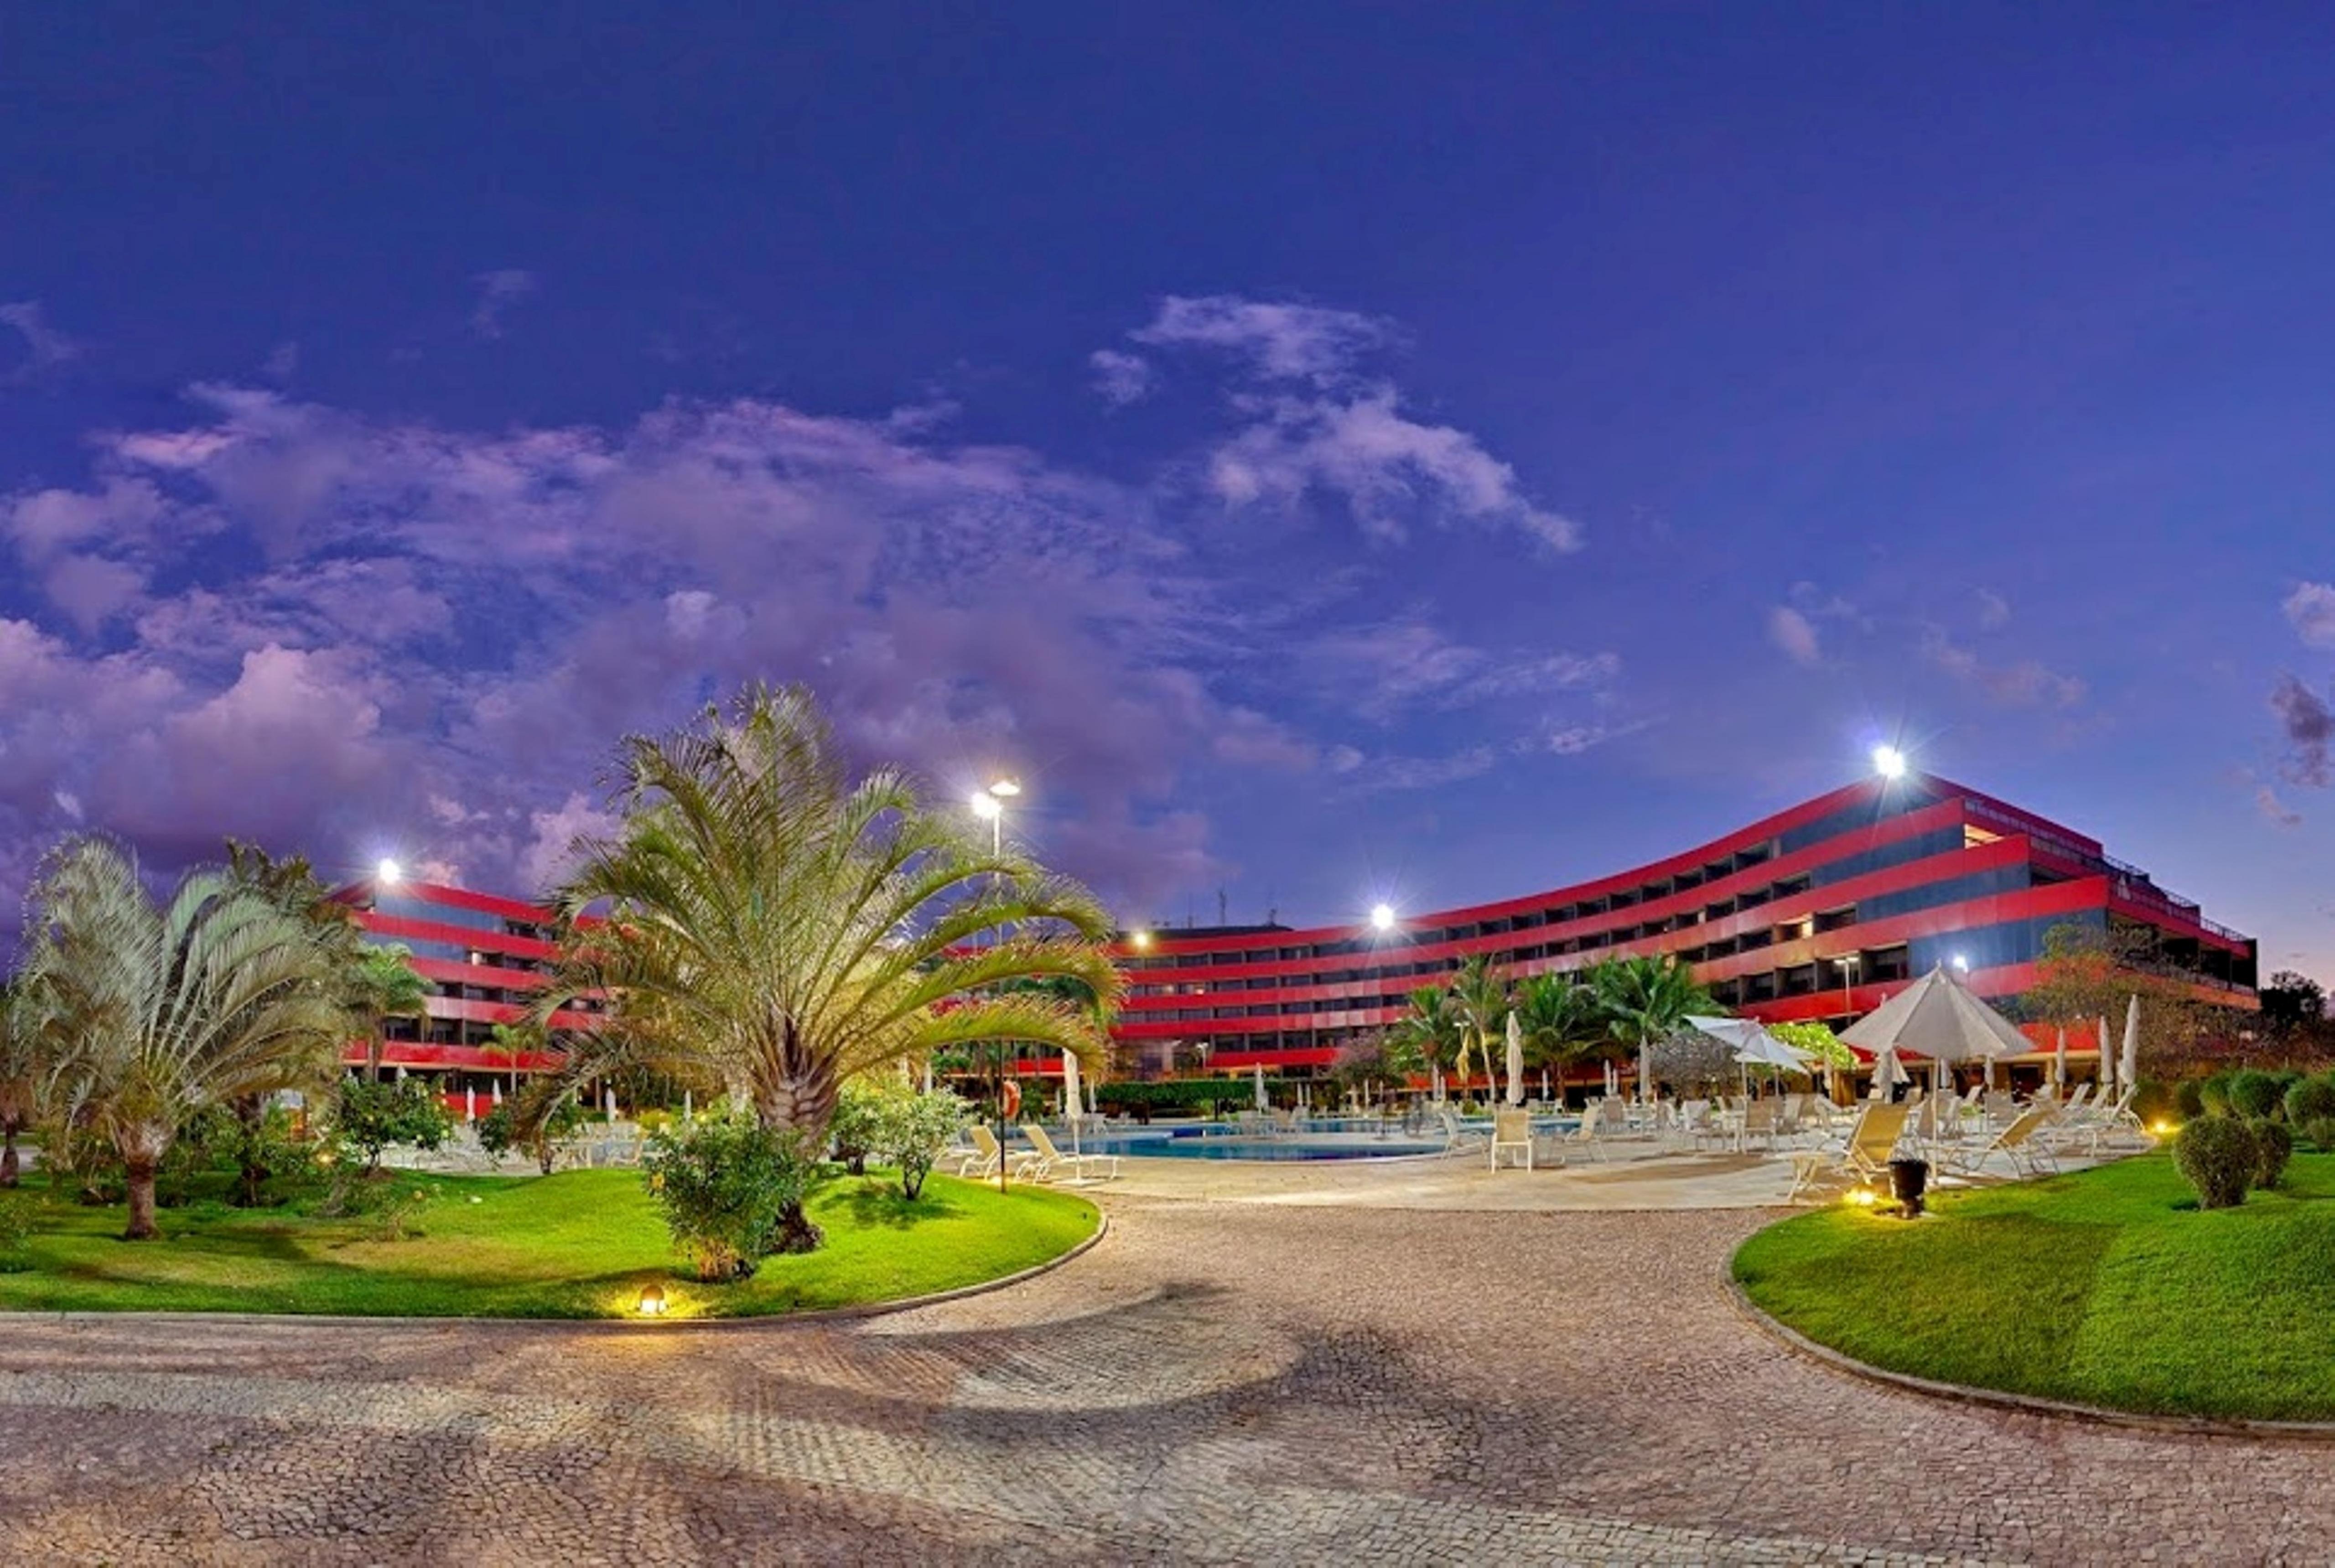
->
[683,1088,693,1121]
[1505,1012,1526,1107]
[1062,1049,1083,1161]
[921,1056,933,1095]
[2053,1027,2068,1096]
[1689,1015,1813,1101]
[1254,1062,1268,1112]
[1541,1069,1551,1102]
[491,1080,503,1106]
[2097,1014,2115,1100]
[1870,1046,1907,1100]
[1842,964,2029,1115]
[464,1085,476,1123]
[2120,995,2141,1097]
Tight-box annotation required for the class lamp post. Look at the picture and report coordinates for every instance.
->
[1833,954,1860,1104]
[971,779,1020,1191]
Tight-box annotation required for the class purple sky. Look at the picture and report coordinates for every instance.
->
[5,7,2335,978]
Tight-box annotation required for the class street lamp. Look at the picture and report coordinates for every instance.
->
[970,778,1021,1190]
[1871,745,1908,781]
[1951,952,1970,974]
[376,858,404,887]
[1370,903,1396,933]
[1129,928,1153,952]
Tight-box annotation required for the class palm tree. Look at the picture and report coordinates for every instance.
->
[349,946,431,1083]
[1588,954,1717,1102]
[1445,955,1513,1101]
[530,685,1120,1247]
[485,1020,538,1097]
[0,984,42,1187]
[1386,984,1465,1097]
[1512,971,1607,1099]
[20,838,353,1239]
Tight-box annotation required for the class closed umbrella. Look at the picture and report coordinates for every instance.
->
[464,1086,476,1124]
[2097,1015,2114,1100]
[2119,995,2141,1099]
[1253,1062,1267,1112]
[2053,1027,2067,1097]
[1062,1049,1083,1162]
[683,1088,693,1122]
[1505,1012,1526,1107]
[921,1056,933,1096]
[491,1081,503,1107]
[1541,1069,1551,1102]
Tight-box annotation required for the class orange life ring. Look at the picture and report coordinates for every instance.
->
[1001,1079,1022,1118]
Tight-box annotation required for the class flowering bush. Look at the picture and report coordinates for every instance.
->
[876,1090,971,1200]
[642,1114,818,1279]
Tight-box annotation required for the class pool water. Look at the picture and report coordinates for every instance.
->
[1070,1125,1447,1162]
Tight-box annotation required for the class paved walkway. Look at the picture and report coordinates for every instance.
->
[0,1184,2324,1564]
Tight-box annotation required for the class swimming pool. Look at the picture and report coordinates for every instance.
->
[1070,1125,1448,1161]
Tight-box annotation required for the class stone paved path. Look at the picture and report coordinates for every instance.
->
[0,1197,2325,1564]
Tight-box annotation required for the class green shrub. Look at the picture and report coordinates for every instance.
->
[2198,1072,2234,1117]
[2174,1116,2257,1210]
[0,1190,36,1270]
[2304,1117,2335,1155]
[477,1096,590,1175]
[875,1089,972,1200]
[828,1081,887,1175]
[2284,1075,2335,1128]
[2173,1080,2206,1121]
[333,1079,454,1173]
[642,1114,819,1280]
[2227,1070,2283,1120]
[2129,1078,2177,1128]
[2248,1117,2293,1189]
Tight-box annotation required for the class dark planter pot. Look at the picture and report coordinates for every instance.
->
[1889,1157,1930,1218]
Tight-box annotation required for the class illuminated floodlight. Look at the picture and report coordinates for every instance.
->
[1951,953,1970,973]
[376,858,404,886]
[986,778,1022,798]
[1369,903,1396,932]
[1129,929,1154,951]
[1871,744,1908,780]
[969,792,1003,820]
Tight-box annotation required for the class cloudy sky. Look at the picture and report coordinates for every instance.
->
[6,7,2335,976]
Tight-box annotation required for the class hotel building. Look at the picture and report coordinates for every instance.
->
[1106,772,2256,1079]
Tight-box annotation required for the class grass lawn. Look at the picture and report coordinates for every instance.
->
[1734,1150,2335,1421]
[0,1168,1099,1320]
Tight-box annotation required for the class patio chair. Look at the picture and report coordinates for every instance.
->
[1022,1124,1121,1182]
[1787,1101,1910,1201]
[1555,1100,1609,1163]
[1939,1106,2059,1181]
[1738,1097,1780,1153]
[946,1123,1041,1181]
[1488,1107,1535,1170]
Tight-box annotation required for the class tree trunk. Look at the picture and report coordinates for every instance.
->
[770,1203,824,1254]
[233,1096,270,1207]
[124,1158,161,1241]
[366,1031,383,1084]
[0,1124,16,1188]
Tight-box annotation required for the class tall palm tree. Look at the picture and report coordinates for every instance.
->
[0,984,41,1187]
[20,838,353,1239]
[1385,984,1465,1095]
[1445,955,1513,1100]
[485,1020,538,1097]
[530,685,1121,1244]
[1588,954,1716,1102]
[349,946,431,1083]
[1512,971,1607,1096]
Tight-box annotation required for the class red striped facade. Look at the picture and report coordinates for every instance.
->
[1105,772,2256,1077]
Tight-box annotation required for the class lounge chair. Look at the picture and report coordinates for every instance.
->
[1940,1107,2059,1180]
[1488,1106,1534,1170]
[1738,1097,1780,1153]
[1022,1124,1121,1182]
[1787,1101,1910,1201]
[946,1123,1042,1181]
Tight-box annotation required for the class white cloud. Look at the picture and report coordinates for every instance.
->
[469,270,537,339]
[1921,628,2084,708]
[1131,295,1387,385]
[0,301,79,379]
[1976,588,2011,630]
[1088,349,1154,407]
[1303,618,1615,719]
[2284,582,2335,650]
[1768,606,1821,667]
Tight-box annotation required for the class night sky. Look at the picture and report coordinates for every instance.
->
[5,6,2335,976]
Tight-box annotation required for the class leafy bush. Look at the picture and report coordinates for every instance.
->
[876,1089,971,1200]
[2227,1071,2283,1121]
[829,1081,887,1175]
[2248,1117,2293,1189]
[2174,1116,2257,1210]
[2173,1080,2206,1121]
[333,1079,453,1173]
[642,1114,819,1280]
[2285,1075,2335,1128]
[477,1096,590,1175]
[2198,1072,2234,1117]
[0,1190,36,1270]
[2304,1117,2335,1155]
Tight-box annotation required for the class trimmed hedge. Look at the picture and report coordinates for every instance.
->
[2248,1118,2293,1189]
[2284,1073,2335,1128]
[2174,1116,2257,1210]
[1092,1077,1298,1119]
[2227,1070,2283,1120]
[2173,1080,2206,1121]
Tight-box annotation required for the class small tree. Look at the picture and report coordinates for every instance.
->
[876,1089,971,1199]
[477,1096,588,1174]
[348,947,431,1084]
[334,1077,453,1173]
[828,1080,887,1175]
[2174,1116,2256,1210]
[642,1112,818,1279]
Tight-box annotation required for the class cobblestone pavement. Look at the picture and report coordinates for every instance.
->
[0,1198,2326,1564]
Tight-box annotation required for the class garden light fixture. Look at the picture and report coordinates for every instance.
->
[637,1283,668,1316]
